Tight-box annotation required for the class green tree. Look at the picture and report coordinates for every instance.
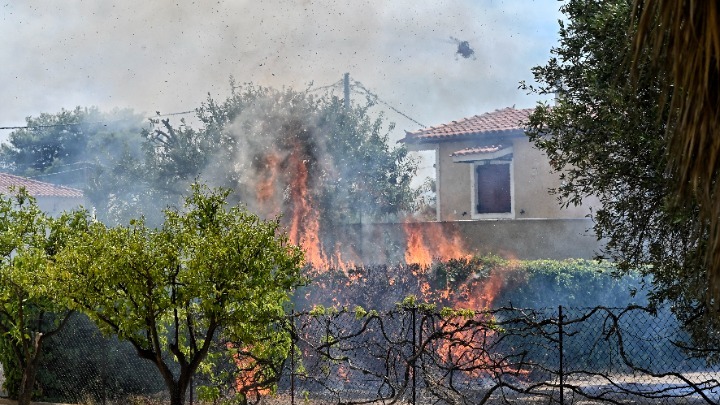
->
[52,184,305,405]
[0,189,75,405]
[522,0,713,343]
[0,107,146,190]
[130,82,418,226]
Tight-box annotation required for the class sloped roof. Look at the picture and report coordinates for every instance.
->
[401,107,533,144]
[0,173,83,198]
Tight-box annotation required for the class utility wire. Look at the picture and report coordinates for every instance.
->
[0,123,93,131]
[0,79,424,130]
[351,80,426,128]
[152,110,196,118]
[304,77,426,128]
[11,161,96,171]
[0,110,196,131]
[306,79,343,93]
[26,167,89,179]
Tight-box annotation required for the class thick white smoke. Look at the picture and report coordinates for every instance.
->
[0,0,560,144]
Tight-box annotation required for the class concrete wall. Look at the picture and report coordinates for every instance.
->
[435,137,597,221]
[436,139,477,221]
[335,218,602,263]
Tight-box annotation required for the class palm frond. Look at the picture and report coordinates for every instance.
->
[632,0,720,306]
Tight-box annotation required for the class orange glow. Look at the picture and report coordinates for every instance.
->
[230,345,271,397]
[248,144,516,317]
[432,224,470,261]
[283,146,331,271]
[252,145,368,272]
[403,223,472,267]
[403,223,433,266]
[255,152,281,212]
[337,364,350,382]
[458,270,505,310]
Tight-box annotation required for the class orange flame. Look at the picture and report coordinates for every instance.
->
[255,152,281,209]
[286,150,328,270]
[249,145,516,316]
[403,223,433,266]
[257,145,365,272]
[403,223,471,267]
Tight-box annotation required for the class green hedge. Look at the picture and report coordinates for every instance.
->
[298,256,645,310]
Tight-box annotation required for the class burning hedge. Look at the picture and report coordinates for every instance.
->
[295,256,645,311]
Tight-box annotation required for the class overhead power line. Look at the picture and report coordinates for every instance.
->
[306,79,343,93]
[0,110,196,131]
[304,76,426,128]
[0,77,425,131]
[26,167,89,179]
[0,122,90,131]
[351,80,426,128]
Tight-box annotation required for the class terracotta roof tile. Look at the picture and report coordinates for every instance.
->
[0,173,84,198]
[401,107,533,143]
[450,145,506,157]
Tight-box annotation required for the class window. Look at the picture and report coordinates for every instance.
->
[453,146,514,219]
[467,147,513,219]
[475,161,511,214]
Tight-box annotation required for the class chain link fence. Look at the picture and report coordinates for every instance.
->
[35,314,167,404]
[9,305,720,404]
[271,305,720,405]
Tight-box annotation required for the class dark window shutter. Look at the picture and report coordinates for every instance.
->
[476,163,511,214]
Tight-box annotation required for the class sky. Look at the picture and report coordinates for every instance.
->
[0,0,562,172]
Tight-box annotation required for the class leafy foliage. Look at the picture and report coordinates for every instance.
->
[51,183,305,405]
[0,189,75,404]
[0,107,146,190]
[0,83,419,228]
[128,82,418,226]
[296,256,642,311]
[522,0,713,345]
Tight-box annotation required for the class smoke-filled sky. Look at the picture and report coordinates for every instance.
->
[0,0,560,152]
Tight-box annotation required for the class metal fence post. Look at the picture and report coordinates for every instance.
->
[291,309,296,405]
[418,308,423,404]
[411,305,417,405]
[558,305,564,405]
[101,339,107,405]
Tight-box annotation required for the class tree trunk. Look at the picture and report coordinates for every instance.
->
[155,364,191,405]
[16,357,39,405]
[167,377,190,405]
[16,333,45,405]
[169,384,184,405]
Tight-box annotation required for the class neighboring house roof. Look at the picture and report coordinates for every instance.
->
[400,107,533,144]
[0,173,84,198]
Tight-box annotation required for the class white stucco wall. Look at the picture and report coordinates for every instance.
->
[433,137,597,221]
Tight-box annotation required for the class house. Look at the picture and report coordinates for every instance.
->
[387,107,601,260]
[400,107,596,222]
[0,172,85,215]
